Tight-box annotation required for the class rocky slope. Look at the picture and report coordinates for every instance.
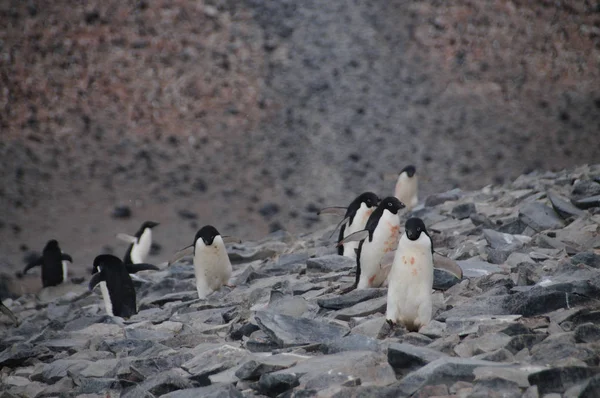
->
[1,164,600,397]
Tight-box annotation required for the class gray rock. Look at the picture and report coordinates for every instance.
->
[451,203,476,220]
[457,258,504,278]
[547,191,586,219]
[317,288,387,310]
[572,195,600,210]
[418,320,447,339]
[320,334,381,354]
[518,202,564,232]
[530,333,598,365]
[504,334,547,354]
[139,291,198,307]
[31,359,90,383]
[160,384,243,398]
[256,373,300,396]
[580,375,600,398]
[74,377,121,395]
[454,333,513,358]
[528,366,600,395]
[445,315,522,336]
[235,355,300,380]
[128,352,194,378]
[350,316,391,339]
[182,345,249,381]
[0,343,49,367]
[124,369,195,397]
[572,180,600,199]
[333,296,387,321]
[571,252,600,268]
[574,323,600,343]
[425,189,462,207]
[387,343,447,370]
[396,357,513,396]
[399,332,433,347]
[261,252,309,275]
[306,255,356,273]
[433,268,461,290]
[472,348,515,363]
[254,311,349,347]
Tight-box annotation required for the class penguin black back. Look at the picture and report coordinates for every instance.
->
[194,225,221,247]
[89,254,137,318]
[21,239,71,287]
[338,192,380,255]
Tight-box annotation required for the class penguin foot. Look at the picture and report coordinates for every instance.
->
[386,319,396,328]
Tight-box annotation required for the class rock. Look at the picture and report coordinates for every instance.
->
[130,369,195,396]
[483,229,530,250]
[254,311,349,347]
[454,333,513,358]
[112,205,131,219]
[572,180,600,199]
[387,343,447,370]
[320,334,381,354]
[425,189,462,207]
[333,296,387,321]
[261,253,308,275]
[445,315,522,336]
[547,191,585,219]
[395,357,513,396]
[451,203,476,220]
[528,366,600,395]
[0,343,49,367]
[350,316,391,339]
[580,375,600,398]
[572,195,600,210]
[160,384,243,398]
[472,348,515,363]
[530,333,598,365]
[418,320,447,339]
[317,288,387,310]
[518,202,564,232]
[256,373,300,396]
[574,323,600,343]
[571,252,600,268]
[182,345,248,382]
[235,354,301,380]
[306,255,355,273]
[457,258,504,278]
[433,268,461,290]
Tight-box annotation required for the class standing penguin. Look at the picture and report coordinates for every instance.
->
[20,240,73,287]
[0,300,18,325]
[394,165,418,210]
[339,197,405,289]
[89,254,153,318]
[386,217,434,332]
[337,192,380,259]
[171,225,236,299]
[117,221,159,264]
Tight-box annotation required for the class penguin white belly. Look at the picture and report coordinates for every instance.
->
[343,204,373,259]
[100,281,114,316]
[61,261,69,282]
[131,229,152,264]
[395,176,418,210]
[357,211,400,289]
[194,240,232,299]
[387,236,433,331]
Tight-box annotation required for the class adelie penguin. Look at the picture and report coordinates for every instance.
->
[319,192,380,259]
[117,221,159,264]
[394,165,418,210]
[89,254,157,318]
[386,217,434,332]
[20,240,73,287]
[170,225,239,299]
[339,197,405,289]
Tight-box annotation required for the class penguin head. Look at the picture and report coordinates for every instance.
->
[45,240,59,250]
[194,225,221,246]
[141,221,159,230]
[380,196,406,215]
[93,254,123,271]
[405,217,428,241]
[357,192,380,208]
[400,165,416,178]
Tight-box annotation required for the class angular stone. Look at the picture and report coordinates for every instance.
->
[32,360,90,383]
[261,252,309,275]
[528,366,600,395]
[425,189,462,207]
[451,203,476,220]
[530,333,598,365]
[333,296,387,321]
[433,268,461,290]
[571,252,600,268]
[160,384,243,398]
[572,180,600,199]
[400,333,433,347]
[320,334,381,354]
[504,334,547,354]
[472,348,515,363]
[317,288,387,310]
[580,375,600,398]
[572,195,600,210]
[574,323,600,343]
[445,316,522,336]
[306,255,356,273]
[457,258,504,278]
[483,229,530,250]
[518,202,564,232]
[454,333,512,358]
[182,345,248,381]
[254,311,349,347]
[387,343,448,370]
[547,191,585,219]
[350,316,391,339]
[418,320,447,339]
[256,373,300,396]
[235,354,301,380]
[0,343,49,367]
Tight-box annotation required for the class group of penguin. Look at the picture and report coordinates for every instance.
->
[2,165,437,332]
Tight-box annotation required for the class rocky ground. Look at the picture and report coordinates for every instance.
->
[1,164,600,397]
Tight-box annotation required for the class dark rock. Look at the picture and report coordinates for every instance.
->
[470,378,521,398]
[229,323,260,341]
[235,356,298,381]
[572,195,600,210]
[259,203,280,218]
[254,311,349,347]
[257,373,299,397]
[433,268,461,290]
[528,366,600,395]
[112,205,132,219]
[504,334,547,354]
[400,333,434,347]
[317,288,387,310]
[572,180,600,199]
[547,191,585,219]
[571,252,600,268]
[320,334,381,354]
[134,369,195,396]
[387,343,447,371]
[160,384,243,398]
[75,377,121,395]
[518,202,564,231]
[0,343,49,367]
[177,209,198,220]
[306,255,355,273]
[574,323,600,343]
[483,229,528,250]
[530,333,599,365]
[580,375,600,398]
[262,253,309,275]
[129,353,194,378]
[451,203,476,220]
[425,189,461,207]
[497,218,528,235]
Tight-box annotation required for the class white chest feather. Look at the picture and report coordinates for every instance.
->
[61,260,69,282]
[194,236,232,299]
[131,228,152,264]
[99,280,114,316]
[358,209,400,288]
[343,203,373,259]
[386,233,434,330]
[395,174,418,210]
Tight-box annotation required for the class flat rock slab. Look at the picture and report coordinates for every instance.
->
[182,345,249,380]
[518,202,564,232]
[457,258,504,278]
[547,191,586,218]
[528,366,600,395]
[235,353,304,380]
[333,296,387,321]
[317,288,387,310]
[306,255,356,273]
[254,311,349,347]
[387,343,448,370]
[160,383,244,398]
[433,268,461,290]
[445,315,522,336]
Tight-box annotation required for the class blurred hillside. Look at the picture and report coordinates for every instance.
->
[1,0,599,292]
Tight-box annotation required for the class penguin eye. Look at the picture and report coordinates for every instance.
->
[388,202,392,207]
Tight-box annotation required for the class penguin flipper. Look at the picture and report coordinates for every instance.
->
[337,230,369,246]
[88,272,105,291]
[61,253,73,262]
[22,257,43,275]
[168,245,194,265]
[317,206,347,216]
[116,233,137,244]
[329,217,350,240]
[0,302,18,326]
[126,263,160,274]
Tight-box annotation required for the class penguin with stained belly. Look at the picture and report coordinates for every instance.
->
[89,254,156,318]
[117,221,159,264]
[20,240,73,287]
[386,217,434,332]
[394,165,418,210]
[339,197,405,289]
[170,225,238,299]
